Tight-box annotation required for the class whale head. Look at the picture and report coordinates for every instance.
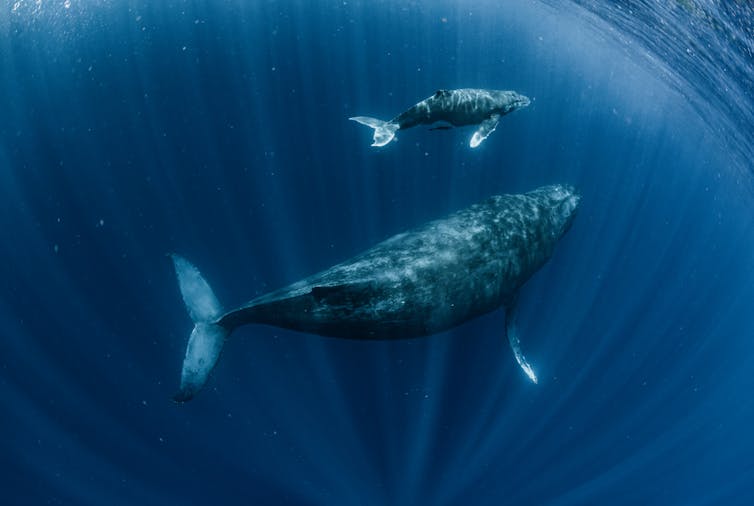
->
[491,90,531,114]
[493,90,531,114]
[510,92,531,109]
[526,184,581,241]
[532,184,580,239]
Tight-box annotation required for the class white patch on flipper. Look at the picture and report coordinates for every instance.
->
[507,324,538,383]
[505,296,538,383]
[469,114,500,148]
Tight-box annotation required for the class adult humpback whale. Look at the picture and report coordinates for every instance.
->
[350,88,531,148]
[171,185,579,401]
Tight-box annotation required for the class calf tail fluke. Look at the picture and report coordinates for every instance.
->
[170,254,229,402]
[349,116,399,146]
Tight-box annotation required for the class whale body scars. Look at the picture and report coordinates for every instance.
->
[350,88,531,148]
[171,185,579,401]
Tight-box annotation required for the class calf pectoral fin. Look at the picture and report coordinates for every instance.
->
[504,296,538,383]
[469,114,500,148]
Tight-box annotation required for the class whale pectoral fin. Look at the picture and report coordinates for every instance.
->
[504,296,538,383]
[470,114,500,148]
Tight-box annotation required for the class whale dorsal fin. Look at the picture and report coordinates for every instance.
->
[505,294,538,383]
[433,89,450,98]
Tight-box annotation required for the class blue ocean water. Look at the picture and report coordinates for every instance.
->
[1,1,753,504]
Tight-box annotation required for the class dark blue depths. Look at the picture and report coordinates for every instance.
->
[1,1,753,505]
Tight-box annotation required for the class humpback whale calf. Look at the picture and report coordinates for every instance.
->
[170,185,579,401]
[350,88,531,148]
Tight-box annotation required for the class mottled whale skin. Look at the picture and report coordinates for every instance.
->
[350,88,531,148]
[171,185,579,401]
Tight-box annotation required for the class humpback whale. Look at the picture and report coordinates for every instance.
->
[171,185,579,401]
[350,88,531,148]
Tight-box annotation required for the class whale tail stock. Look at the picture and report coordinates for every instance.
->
[349,116,399,146]
[170,254,230,402]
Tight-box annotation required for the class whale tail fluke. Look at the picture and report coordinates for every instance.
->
[349,116,399,146]
[170,254,229,402]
